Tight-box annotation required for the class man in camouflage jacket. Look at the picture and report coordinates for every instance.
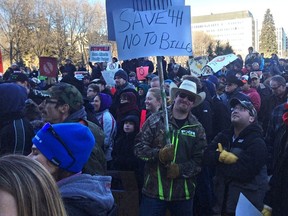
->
[135,80,207,216]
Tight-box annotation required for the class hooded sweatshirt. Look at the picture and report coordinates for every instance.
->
[58,173,114,216]
[0,83,34,156]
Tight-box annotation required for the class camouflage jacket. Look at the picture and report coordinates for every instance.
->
[134,107,207,201]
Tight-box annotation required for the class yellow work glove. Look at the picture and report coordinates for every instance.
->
[217,143,223,152]
[261,207,272,216]
[218,143,238,164]
[159,144,174,164]
[167,163,180,179]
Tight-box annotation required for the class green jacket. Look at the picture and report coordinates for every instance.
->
[134,107,207,201]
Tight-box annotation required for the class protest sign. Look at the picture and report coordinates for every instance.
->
[74,71,89,80]
[101,69,118,86]
[188,56,209,77]
[106,0,185,41]
[89,45,112,63]
[113,6,192,60]
[236,193,262,216]
[107,62,120,71]
[39,57,58,77]
[207,54,237,73]
[136,66,149,80]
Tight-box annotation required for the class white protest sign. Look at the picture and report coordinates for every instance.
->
[74,71,89,80]
[101,69,118,86]
[113,6,192,60]
[236,193,262,216]
[106,62,119,71]
[89,45,112,63]
[207,53,237,73]
[106,0,185,41]
[188,56,209,77]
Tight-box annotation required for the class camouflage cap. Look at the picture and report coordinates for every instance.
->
[47,83,83,111]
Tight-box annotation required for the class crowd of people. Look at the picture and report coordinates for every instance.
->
[1,49,288,216]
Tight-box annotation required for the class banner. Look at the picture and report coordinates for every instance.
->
[39,57,58,77]
[136,66,149,80]
[89,45,112,63]
[0,49,3,73]
[113,6,192,60]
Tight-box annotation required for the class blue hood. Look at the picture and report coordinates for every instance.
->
[0,83,27,115]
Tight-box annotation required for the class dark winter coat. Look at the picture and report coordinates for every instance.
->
[204,123,268,214]
[0,83,35,156]
[264,125,288,216]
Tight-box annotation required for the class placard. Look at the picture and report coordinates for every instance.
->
[89,45,112,63]
[101,69,118,86]
[106,0,185,41]
[188,56,209,77]
[136,66,149,80]
[39,57,58,77]
[207,54,237,73]
[113,6,192,60]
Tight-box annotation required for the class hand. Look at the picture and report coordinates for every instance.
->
[262,207,272,216]
[218,143,238,164]
[167,163,179,179]
[159,144,174,164]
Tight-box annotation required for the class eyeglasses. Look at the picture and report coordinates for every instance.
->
[178,92,195,102]
[42,98,58,105]
[270,85,282,90]
[42,123,76,169]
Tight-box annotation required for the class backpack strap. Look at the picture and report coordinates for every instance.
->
[13,119,25,154]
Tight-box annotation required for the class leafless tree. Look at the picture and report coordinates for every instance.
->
[192,31,215,57]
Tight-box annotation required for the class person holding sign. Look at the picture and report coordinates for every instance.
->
[134,80,207,216]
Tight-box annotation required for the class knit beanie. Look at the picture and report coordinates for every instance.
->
[98,93,112,112]
[114,69,128,81]
[32,123,95,173]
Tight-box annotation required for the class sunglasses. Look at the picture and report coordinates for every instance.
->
[42,123,76,169]
[178,92,195,102]
[42,98,58,105]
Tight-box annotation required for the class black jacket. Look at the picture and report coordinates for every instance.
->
[264,125,288,216]
[204,123,268,214]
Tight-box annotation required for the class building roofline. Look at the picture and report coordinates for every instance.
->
[192,10,254,23]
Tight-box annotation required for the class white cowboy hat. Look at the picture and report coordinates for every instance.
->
[170,80,206,107]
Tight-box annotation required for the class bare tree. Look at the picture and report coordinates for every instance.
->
[192,31,215,57]
[0,0,35,65]
[0,0,109,66]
